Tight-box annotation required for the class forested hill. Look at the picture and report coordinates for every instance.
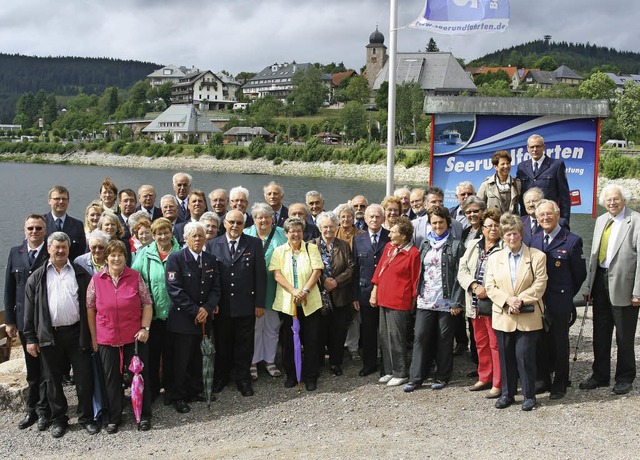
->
[0,53,161,123]
[468,40,640,75]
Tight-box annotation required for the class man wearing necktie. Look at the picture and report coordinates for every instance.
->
[172,172,192,223]
[580,184,640,395]
[44,185,86,262]
[530,200,586,399]
[207,210,266,397]
[521,187,569,246]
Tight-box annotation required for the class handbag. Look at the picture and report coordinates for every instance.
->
[476,297,493,317]
[319,287,333,316]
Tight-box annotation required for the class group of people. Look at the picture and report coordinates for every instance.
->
[4,134,639,437]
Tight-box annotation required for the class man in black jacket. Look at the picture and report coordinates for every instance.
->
[44,185,86,262]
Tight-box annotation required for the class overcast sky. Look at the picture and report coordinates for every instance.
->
[1,0,637,76]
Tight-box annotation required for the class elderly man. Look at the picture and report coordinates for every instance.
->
[229,185,253,227]
[413,186,463,247]
[5,214,50,430]
[118,188,137,239]
[449,181,475,228]
[530,199,586,399]
[289,203,320,241]
[174,190,208,245]
[207,210,266,397]
[580,184,640,395]
[44,185,86,262]
[352,204,390,376]
[137,185,162,221]
[517,134,571,223]
[161,195,180,226]
[394,186,415,220]
[521,187,569,246]
[410,188,427,219]
[209,188,228,218]
[351,195,369,231]
[23,232,96,438]
[173,172,192,223]
[264,182,288,227]
[305,191,325,226]
[165,222,221,413]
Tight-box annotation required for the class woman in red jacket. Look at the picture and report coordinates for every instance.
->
[370,217,420,387]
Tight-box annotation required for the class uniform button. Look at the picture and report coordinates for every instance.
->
[231,283,234,287]
[231,273,234,276]
[231,293,234,296]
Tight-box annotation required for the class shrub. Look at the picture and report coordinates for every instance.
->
[273,157,283,165]
[249,137,266,157]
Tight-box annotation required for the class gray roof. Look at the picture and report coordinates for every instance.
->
[243,62,332,89]
[172,70,222,88]
[147,64,188,79]
[372,52,476,93]
[553,65,583,80]
[224,126,271,136]
[524,70,556,85]
[423,96,610,117]
[604,72,640,86]
[142,104,222,133]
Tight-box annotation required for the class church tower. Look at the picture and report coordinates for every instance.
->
[364,26,387,88]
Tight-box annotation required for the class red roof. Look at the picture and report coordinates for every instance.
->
[332,70,356,87]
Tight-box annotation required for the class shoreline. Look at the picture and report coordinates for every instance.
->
[1,151,638,200]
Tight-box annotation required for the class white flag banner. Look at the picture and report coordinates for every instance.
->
[409,0,510,34]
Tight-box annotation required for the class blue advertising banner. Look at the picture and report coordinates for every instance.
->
[430,114,599,215]
[409,0,510,34]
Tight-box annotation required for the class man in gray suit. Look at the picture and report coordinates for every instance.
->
[580,184,640,395]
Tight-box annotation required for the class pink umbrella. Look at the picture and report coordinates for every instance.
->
[128,340,145,426]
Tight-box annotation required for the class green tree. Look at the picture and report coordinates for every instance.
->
[287,67,328,116]
[426,37,439,52]
[477,80,514,97]
[340,75,371,104]
[129,80,148,106]
[534,55,558,71]
[14,92,37,128]
[579,72,617,100]
[614,81,640,141]
[340,101,367,142]
[395,82,424,145]
[374,81,389,110]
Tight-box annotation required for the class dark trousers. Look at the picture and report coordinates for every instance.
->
[410,309,454,383]
[19,330,49,417]
[319,305,351,367]
[147,318,172,399]
[98,342,152,425]
[495,329,539,399]
[592,268,639,384]
[280,307,321,383]
[359,302,380,371]
[213,314,255,385]
[169,332,203,401]
[453,312,469,348]
[39,323,93,425]
[536,311,570,392]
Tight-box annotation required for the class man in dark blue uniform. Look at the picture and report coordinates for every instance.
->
[352,204,389,377]
[165,222,221,413]
[530,199,586,399]
[4,214,50,430]
[207,210,266,397]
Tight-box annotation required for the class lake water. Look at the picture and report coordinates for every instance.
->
[0,161,604,307]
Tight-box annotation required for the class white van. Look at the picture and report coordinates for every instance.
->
[602,139,628,149]
[233,102,249,111]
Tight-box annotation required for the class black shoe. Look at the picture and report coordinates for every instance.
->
[50,422,67,438]
[330,366,343,376]
[18,413,38,430]
[535,380,550,395]
[139,419,151,431]
[37,415,50,431]
[522,398,537,411]
[188,392,207,403]
[359,367,377,377]
[174,400,191,414]
[466,370,479,378]
[613,382,632,395]
[212,381,227,393]
[495,395,515,409]
[579,377,609,390]
[305,380,317,391]
[549,390,565,400]
[284,378,297,388]
[105,423,118,434]
[163,393,172,406]
[238,381,255,397]
[83,422,99,435]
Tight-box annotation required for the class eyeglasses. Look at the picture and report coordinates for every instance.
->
[483,224,499,229]
[464,209,481,215]
[225,220,244,226]
[26,226,44,231]
[90,245,105,250]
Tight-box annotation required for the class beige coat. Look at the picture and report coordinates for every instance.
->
[484,245,547,332]
[477,174,521,215]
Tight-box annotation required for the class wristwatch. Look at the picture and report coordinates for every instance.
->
[143,326,150,332]
[302,288,310,294]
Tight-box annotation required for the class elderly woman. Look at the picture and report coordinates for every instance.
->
[99,177,119,214]
[87,240,153,433]
[370,216,420,387]
[270,217,324,391]
[199,212,222,242]
[477,150,521,214]
[131,220,153,259]
[244,203,287,380]
[334,203,365,249]
[84,201,105,241]
[460,196,487,245]
[404,206,465,392]
[484,213,547,411]
[75,229,110,275]
[98,211,132,265]
[381,196,402,230]
[313,211,355,376]
[458,209,503,398]
[132,218,180,402]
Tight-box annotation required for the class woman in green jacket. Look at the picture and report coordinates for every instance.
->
[132,217,180,402]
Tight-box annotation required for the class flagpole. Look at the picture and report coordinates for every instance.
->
[386,0,398,197]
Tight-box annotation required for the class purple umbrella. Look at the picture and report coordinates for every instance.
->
[128,340,144,426]
[292,311,303,392]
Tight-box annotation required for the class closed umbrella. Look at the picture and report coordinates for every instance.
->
[91,352,108,426]
[292,309,303,392]
[128,340,145,426]
[200,323,216,408]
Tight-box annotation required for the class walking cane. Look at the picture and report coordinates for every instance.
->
[569,298,590,385]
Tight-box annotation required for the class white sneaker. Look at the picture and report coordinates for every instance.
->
[378,374,393,384]
[387,377,409,387]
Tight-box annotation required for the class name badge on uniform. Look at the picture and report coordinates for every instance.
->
[555,261,562,267]
[167,271,176,281]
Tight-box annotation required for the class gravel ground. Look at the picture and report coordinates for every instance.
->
[1,308,638,459]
